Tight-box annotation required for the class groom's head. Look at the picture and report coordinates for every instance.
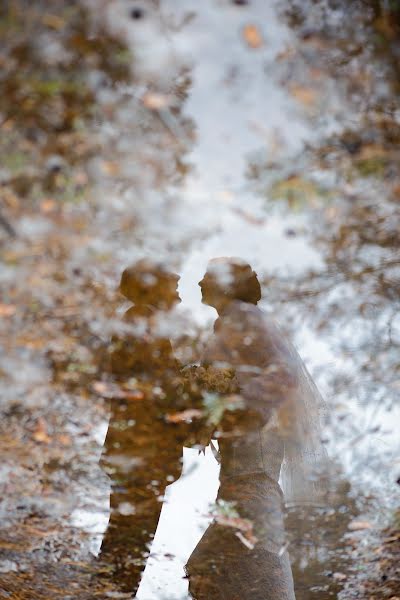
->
[199,257,261,311]
[119,259,180,310]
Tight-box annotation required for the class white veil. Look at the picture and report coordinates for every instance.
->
[273,323,329,507]
[202,299,329,507]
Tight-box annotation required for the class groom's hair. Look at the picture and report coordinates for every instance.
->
[119,259,179,305]
[205,257,261,304]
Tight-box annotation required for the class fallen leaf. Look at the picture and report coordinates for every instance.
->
[235,530,257,550]
[358,143,388,161]
[375,14,397,39]
[243,24,264,49]
[142,92,171,110]
[276,46,296,61]
[58,434,72,446]
[33,418,51,444]
[383,535,400,544]
[215,514,258,549]
[0,304,16,317]
[92,381,144,400]
[40,199,57,213]
[289,84,317,107]
[165,409,204,423]
[23,524,59,538]
[333,572,347,581]
[100,161,120,177]
[232,207,266,225]
[348,521,373,531]
[214,514,253,534]
[73,171,88,186]
[302,34,328,51]
[392,183,400,198]
[42,14,65,30]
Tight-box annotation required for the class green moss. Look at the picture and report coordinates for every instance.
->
[3,151,30,172]
[0,1,130,207]
[355,156,387,177]
[269,175,331,209]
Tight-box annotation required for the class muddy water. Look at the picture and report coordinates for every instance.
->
[0,0,399,598]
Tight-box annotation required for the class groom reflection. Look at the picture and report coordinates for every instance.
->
[100,259,198,595]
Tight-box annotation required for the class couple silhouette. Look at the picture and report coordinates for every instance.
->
[99,257,327,599]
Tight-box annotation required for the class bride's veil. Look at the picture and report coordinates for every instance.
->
[267,320,329,507]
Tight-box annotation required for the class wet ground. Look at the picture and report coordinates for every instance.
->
[0,0,399,598]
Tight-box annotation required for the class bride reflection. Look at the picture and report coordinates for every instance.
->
[186,258,328,600]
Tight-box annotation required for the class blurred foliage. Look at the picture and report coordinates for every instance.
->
[0,1,130,210]
[0,1,130,135]
[270,175,331,209]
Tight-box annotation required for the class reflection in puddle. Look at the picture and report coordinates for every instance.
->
[2,0,399,597]
[98,259,330,598]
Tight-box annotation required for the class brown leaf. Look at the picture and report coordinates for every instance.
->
[214,514,253,533]
[165,409,204,423]
[235,530,258,550]
[100,161,120,177]
[348,520,373,531]
[42,14,65,30]
[233,207,266,225]
[73,171,89,186]
[358,143,387,161]
[215,515,259,549]
[92,381,144,400]
[242,24,264,49]
[58,434,72,446]
[276,46,296,62]
[392,183,400,198]
[33,418,51,444]
[23,524,59,538]
[383,534,400,544]
[40,199,57,213]
[0,304,16,317]
[142,92,171,110]
[289,84,317,107]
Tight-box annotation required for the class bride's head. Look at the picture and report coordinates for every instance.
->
[199,257,261,313]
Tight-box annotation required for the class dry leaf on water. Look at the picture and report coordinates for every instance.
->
[58,434,72,446]
[242,24,264,49]
[42,14,65,30]
[165,409,204,423]
[0,304,16,317]
[100,161,120,177]
[40,199,57,213]
[92,381,144,400]
[215,514,259,549]
[347,521,373,531]
[33,418,51,444]
[289,84,317,107]
[142,92,171,111]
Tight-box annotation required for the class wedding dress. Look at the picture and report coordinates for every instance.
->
[186,300,328,600]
